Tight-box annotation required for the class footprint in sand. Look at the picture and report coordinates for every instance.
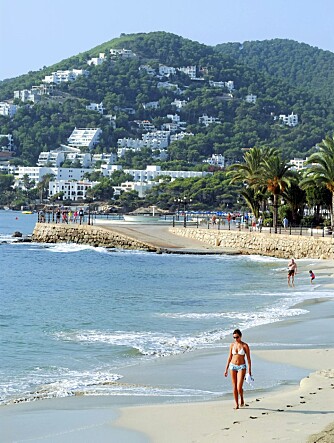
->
[277,409,284,412]
[300,401,306,404]
[233,421,240,425]
[300,396,304,399]
[286,405,293,407]
[250,416,258,419]
[222,427,230,430]
[318,387,323,390]
[256,398,261,402]
[309,392,317,395]
[261,412,269,415]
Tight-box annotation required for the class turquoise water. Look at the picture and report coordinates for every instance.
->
[0,210,331,404]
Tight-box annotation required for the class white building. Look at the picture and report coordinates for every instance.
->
[209,80,234,91]
[15,166,91,186]
[87,53,106,66]
[43,69,88,84]
[110,48,136,58]
[279,112,298,127]
[178,66,197,79]
[198,115,221,126]
[91,153,117,166]
[117,138,146,150]
[113,181,155,198]
[170,132,194,142]
[159,65,176,76]
[48,180,99,201]
[0,134,14,151]
[139,65,156,76]
[171,99,187,109]
[142,101,159,110]
[290,157,309,171]
[13,89,41,103]
[142,131,170,149]
[67,128,102,149]
[203,154,225,168]
[245,94,257,103]
[86,102,104,114]
[122,165,210,182]
[0,103,18,117]
[134,120,156,132]
[37,151,65,167]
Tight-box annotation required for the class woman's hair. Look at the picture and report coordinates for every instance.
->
[233,329,242,337]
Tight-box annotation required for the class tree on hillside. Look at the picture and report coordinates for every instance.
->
[300,135,334,226]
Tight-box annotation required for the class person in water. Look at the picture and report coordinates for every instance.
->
[288,258,297,287]
[309,270,315,284]
[224,329,252,409]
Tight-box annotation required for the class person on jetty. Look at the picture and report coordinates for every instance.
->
[288,258,297,287]
[309,270,315,284]
[224,329,252,409]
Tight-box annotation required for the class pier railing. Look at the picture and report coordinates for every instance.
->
[37,211,333,238]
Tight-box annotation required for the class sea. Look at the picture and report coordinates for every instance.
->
[1,210,332,406]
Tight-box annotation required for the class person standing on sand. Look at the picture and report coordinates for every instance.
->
[288,258,297,286]
[224,329,252,409]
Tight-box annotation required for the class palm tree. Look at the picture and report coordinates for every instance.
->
[301,135,334,227]
[260,155,294,233]
[228,146,279,218]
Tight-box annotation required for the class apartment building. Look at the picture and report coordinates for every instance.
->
[0,103,18,117]
[48,180,99,201]
[43,69,88,84]
[67,128,102,149]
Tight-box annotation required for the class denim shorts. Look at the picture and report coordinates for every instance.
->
[229,363,247,371]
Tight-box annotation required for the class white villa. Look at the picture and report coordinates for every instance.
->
[203,154,225,168]
[0,103,18,117]
[86,102,104,114]
[289,157,309,171]
[198,115,221,126]
[245,94,257,103]
[87,53,106,66]
[110,48,136,58]
[209,80,234,91]
[279,112,299,127]
[171,99,188,109]
[67,128,102,149]
[43,69,88,84]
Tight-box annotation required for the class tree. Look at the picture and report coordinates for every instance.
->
[300,134,334,226]
[260,154,294,232]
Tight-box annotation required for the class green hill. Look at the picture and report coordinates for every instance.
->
[1,32,334,166]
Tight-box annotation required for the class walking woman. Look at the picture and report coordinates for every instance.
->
[224,329,252,409]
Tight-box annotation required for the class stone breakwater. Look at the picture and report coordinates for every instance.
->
[169,227,334,259]
[32,223,158,252]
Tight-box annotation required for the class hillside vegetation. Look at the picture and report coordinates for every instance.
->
[1,32,334,167]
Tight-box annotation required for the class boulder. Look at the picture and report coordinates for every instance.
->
[12,231,23,238]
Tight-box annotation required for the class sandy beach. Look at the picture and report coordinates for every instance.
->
[116,349,334,443]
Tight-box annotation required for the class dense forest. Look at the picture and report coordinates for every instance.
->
[1,32,334,169]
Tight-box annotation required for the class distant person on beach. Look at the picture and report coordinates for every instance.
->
[79,208,84,224]
[55,208,61,224]
[309,270,315,284]
[283,217,289,230]
[224,329,252,409]
[288,258,297,286]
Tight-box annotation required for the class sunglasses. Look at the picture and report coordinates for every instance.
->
[233,336,240,339]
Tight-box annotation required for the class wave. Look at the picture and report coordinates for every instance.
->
[0,367,123,405]
[45,243,109,254]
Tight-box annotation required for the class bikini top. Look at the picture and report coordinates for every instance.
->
[232,346,245,355]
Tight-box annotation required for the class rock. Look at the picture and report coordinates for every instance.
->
[12,231,23,238]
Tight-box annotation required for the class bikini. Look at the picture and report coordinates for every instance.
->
[229,346,247,371]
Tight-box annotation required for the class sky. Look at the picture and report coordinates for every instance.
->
[1,0,334,81]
